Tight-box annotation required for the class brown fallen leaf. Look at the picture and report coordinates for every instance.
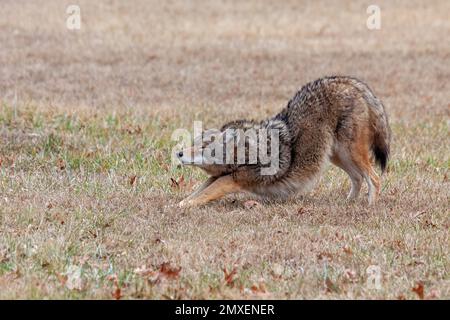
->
[407,260,424,267]
[134,262,181,284]
[170,175,186,190]
[412,282,424,300]
[342,245,353,255]
[170,177,179,189]
[123,125,142,135]
[178,175,186,188]
[317,252,333,261]
[57,158,66,170]
[423,219,437,228]
[129,175,137,186]
[112,287,121,300]
[159,262,181,280]
[250,282,267,294]
[107,274,122,300]
[145,54,158,63]
[134,265,155,276]
[154,237,166,244]
[297,207,309,215]
[344,269,357,283]
[325,277,340,293]
[56,273,68,286]
[223,267,237,287]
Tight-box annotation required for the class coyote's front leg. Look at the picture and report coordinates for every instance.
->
[182,176,217,201]
[178,175,242,207]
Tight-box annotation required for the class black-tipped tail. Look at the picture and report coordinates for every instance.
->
[373,141,389,173]
[358,81,391,174]
[371,116,391,174]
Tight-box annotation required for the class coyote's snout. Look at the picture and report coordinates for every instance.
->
[177,76,391,207]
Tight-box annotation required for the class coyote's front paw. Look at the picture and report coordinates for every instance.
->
[178,199,193,208]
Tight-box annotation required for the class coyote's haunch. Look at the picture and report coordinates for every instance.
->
[176,76,391,207]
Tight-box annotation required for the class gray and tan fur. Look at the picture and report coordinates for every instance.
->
[177,76,391,207]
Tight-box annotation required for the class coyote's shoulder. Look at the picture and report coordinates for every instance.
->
[177,75,391,207]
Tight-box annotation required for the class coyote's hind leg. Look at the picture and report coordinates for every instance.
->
[362,165,380,205]
[350,135,381,205]
[178,175,242,208]
[330,150,363,201]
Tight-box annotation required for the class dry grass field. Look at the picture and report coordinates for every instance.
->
[0,0,449,299]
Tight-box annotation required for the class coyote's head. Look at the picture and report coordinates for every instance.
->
[176,119,291,178]
[176,127,246,177]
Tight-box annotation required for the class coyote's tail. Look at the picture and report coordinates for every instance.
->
[358,82,391,173]
[372,126,390,173]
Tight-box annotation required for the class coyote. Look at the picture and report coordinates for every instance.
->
[177,76,391,207]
